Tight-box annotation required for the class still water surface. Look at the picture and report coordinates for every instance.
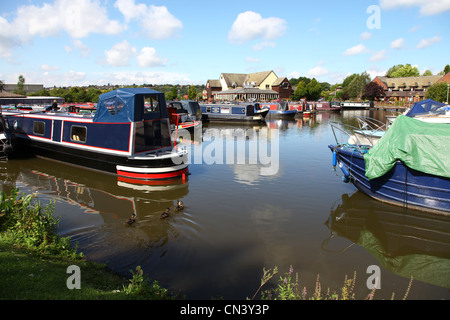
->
[1,109,449,299]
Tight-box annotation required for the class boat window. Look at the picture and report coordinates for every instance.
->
[33,121,45,135]
[116,100,124,114]
[144,95,160,114]
[105,99,116,115]
[206,106,211,113]
[70,125,87,142]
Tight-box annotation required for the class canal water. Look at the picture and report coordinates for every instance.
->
[1,109,449,300]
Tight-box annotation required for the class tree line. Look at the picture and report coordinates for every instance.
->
[288,63,449,102]
[24,83,204,103]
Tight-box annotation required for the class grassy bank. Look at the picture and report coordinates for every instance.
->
[0,188,177,300]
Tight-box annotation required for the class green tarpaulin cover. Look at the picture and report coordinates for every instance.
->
[364,115,450,180]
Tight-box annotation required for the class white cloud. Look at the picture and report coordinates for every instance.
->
[252,41,276,51]
[40,64,60,71]
[0,0,122,57]
[13,0,123,40]
[366,68,387,80]
[114,0,182,39]
[104,40,137,67]
[246,57,260,63]
[306,66,329,78]
[137,47,167,67]
[65,39,91,57]
[370,49,387,61]
[360,32,372,40]
[390,38,404,49]
[380,0,450,15]
[417,35,442,48]
[343,44,369,56]
[228,11,287,44]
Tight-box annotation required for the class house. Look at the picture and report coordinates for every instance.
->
[371,75,442,103]
[205,70,293,102]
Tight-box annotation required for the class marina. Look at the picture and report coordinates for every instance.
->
[0,107,449,300]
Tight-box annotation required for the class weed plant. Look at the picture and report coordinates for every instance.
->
[252,265,413,300]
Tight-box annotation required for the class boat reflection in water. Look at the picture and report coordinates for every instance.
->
[0,157,193,274]
[324,191,450,289]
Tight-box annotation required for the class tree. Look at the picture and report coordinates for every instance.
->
[385,64,403,77]
[444,64,450,74]
[342,74,357,90]
[363,82,385,100]
[187,85,196,100]
[0,80,5,92]
[165,85,178,101]
[422,70,433,76]
[386,64,420,77]
[14,75,26,95]
[292,81,307,100]
[306,78,322,101]
[347,72,371,99]
[426,82,449,103]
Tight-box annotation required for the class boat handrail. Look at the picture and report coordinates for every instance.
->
[355,115,389,132]
[329,121,372,154]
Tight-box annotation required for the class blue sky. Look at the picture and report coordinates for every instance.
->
[1,0,449,87]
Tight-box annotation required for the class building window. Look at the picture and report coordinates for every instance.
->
[71,125,87,142]
[33,121,45,135]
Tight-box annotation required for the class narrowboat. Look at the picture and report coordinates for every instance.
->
[329,115,450,215]
[262,100,297,119]
[340,101,374,109]
[4,88,189,184]
[200,103,269,122]
[166,100,202,131]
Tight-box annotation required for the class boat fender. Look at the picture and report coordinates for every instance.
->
[338,161,350,183]
[332,150,337,167]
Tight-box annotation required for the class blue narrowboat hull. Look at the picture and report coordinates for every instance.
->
[200,104,269,122]
[329,144,450,215]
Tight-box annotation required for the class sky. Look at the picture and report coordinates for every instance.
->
[0,0,449,88]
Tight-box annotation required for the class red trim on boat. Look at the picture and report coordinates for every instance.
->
[116,167,189,180]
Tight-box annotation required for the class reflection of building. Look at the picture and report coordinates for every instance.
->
[371,75,448,103]
[205,70,293,102]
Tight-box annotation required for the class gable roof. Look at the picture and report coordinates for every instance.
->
[375,75,442,90]
[221,73,247,87]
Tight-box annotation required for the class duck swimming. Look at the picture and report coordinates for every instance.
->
[126,213,136,225]
[175,200,184,212]
[160,208,171,219]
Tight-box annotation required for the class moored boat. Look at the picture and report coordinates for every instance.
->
[329,115,450,215]
[387,99,449,124]
[200,103,269,122]
[166,100,202,131]
[4,88,189,184]
[261,100,297,119]
[341,101,374,109]
[0,110,14,159]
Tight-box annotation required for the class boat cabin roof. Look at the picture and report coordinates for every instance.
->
[93,88,168,123]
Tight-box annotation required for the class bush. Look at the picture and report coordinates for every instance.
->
[0,188,81,258]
